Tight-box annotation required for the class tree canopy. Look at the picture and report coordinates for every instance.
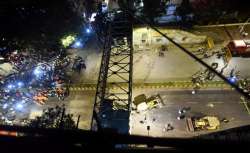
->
[140,0,166,23]
[0,0,83,50]
[29,106,76,129]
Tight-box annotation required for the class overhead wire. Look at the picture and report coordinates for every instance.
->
[121,6,250,99]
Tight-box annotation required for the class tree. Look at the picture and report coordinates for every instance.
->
[141,0,166,23]
[118,0,134,9]
[29,106,76,129]
[68,0,97,19]
[176,0,193,25]
[0,0,83,51]
[191,0,250,25]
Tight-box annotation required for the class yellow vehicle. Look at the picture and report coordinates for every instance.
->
[133,94,163,112]
[147,99,159,109]
[187,116,220,132]
[146,95,162,109]
[224,46,232,63]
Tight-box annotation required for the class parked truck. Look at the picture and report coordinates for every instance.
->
[227,40,250,57]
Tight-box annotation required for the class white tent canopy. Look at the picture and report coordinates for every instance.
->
[0,63,16,77]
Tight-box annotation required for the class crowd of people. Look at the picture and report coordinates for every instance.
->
[0,49,73,124]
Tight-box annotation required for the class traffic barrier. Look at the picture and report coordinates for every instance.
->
[207,37,215,49]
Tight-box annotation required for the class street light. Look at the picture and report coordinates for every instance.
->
[17,82,23,88]
[75,41,82,47]
[7,84,14,89]
[86,28,91,34]
[33,67,43,77]
[229,76,237,84]
[72,40,83,48]
[16,103,23,110]
[3,104,8,109]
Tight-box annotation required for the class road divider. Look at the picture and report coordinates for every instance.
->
[67,81,231,91]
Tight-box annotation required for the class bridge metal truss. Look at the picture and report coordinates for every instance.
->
[91,11,133,132]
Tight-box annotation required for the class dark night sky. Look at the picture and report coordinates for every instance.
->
[0,0,82,49]
[192,0,250,11]
[0,0,249,46]
[0,0,249,35]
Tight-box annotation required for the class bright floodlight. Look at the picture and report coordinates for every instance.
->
[229,76,237,83]
[140,0,144,7]
[86,28,91,33]
[7,84,14,89]
[72,40,82,48]
[16,103,23,110]
[75,41,81,47]
[90,13,97,22]
[17,82,23,87]
[3,103,8,109]
[34,67,43,77]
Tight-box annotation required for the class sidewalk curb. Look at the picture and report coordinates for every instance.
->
[194,22,250,28]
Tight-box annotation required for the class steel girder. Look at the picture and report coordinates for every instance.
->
[91,11,133,133]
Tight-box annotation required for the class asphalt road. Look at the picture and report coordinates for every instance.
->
[130,89,250,138]
[66,25,250,83]
[40,24,250,132]
[42,87,250,137]
[30,90,95,130]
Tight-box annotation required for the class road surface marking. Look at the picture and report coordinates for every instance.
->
[242,102,250,115]
[209,101,224,104]
[187,102,198,104]
[194,22,250,28]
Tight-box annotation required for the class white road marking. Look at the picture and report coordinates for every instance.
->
[187,102,198,104]
[209,101,224,104]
